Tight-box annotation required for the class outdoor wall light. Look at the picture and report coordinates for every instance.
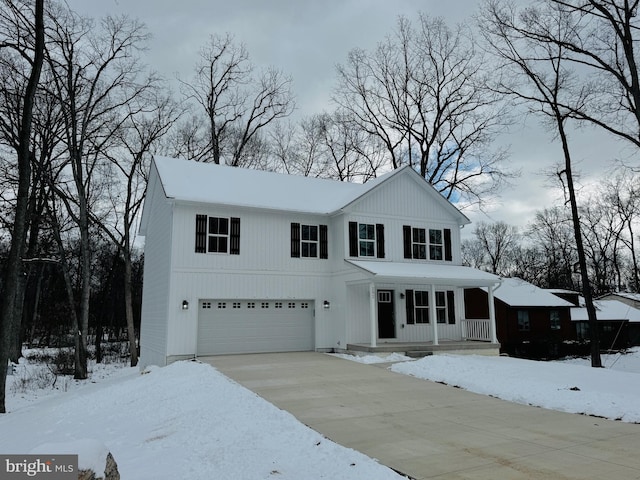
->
[323,300,330,309]
[181,300,189,310]
[399,292,405,299]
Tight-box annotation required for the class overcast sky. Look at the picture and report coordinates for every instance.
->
[66,0,636,235]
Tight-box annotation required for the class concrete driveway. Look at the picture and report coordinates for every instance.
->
[204,352,640,480]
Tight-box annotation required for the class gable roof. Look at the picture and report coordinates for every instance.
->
[571,299,640,323]
[151,156,469,222]
[486,277,574,308]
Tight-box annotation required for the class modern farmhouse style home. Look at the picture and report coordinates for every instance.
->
[139,156,501,367]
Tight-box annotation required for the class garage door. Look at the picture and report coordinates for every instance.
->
[197,299,315,355]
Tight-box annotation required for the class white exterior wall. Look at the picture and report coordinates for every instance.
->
[139,171,173,368]
[165,204,337,359]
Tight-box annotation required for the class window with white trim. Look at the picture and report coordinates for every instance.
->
[301,225,318,258]
[413,291,447,324]
[359,223,376,257]
[412,228,427,260]
[429,229,443,261]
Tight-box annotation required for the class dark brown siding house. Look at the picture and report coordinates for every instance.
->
[465,277,575,359]
[571,298,640,350]
[597,293,640,346]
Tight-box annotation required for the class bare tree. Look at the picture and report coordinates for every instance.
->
[334,13,513,205]
[96,92,182,367]
[0,0,44,413]
[480,0,602,366]
[179,33,294,166]
[45,6,154,378]
[472,221,519,275]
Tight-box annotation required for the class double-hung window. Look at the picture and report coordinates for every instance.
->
[195,215,240,254]
[407,290,451,324]
[348,222,385,258]
[291,223,328,259]
[403,226,452,261]
[429,229,443,261]
[359,223,376,257]
[301,225,318,257]
[550,310,561,330]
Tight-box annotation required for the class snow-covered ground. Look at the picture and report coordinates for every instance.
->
[390,347,640,423]
[1,354,405,480]
[3,348,640,478]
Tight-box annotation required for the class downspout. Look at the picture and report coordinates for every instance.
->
[369,282,377,348]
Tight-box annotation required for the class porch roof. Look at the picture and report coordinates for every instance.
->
[345,260,501,287]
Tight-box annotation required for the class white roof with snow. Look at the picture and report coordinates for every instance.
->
[571,299,640,323]
[487,277,574,307]
[346,260,500,287]
[151,156,469,220]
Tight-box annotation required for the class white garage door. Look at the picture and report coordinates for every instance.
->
[197,299,315,355]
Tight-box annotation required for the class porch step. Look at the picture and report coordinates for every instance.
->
[404,351,434,358]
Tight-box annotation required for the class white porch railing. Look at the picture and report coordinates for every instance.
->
[462,319,492,342]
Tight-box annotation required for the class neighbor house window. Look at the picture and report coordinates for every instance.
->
[550,310,561,330]
[348,222,385,258]
[291,223,328,259]
[517,310,530,331]
[404,226,452,261]
[195,215,240,254]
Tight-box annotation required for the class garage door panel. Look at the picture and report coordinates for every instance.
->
[197,299,314,355]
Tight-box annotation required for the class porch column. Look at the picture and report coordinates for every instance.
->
[429,284,439,346]
[488,285,498,344]
[369,282,377,348]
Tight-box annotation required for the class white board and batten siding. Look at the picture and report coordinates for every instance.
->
[163,204,335,359]
[139,168,174,368]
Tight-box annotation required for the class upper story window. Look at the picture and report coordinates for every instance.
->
[291,223,328,259]
[195,215,240,255]
[404,226,452,261]
[349,221,385,258]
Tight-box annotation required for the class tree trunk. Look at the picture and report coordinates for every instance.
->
[0,0,44,414]
[557,115,601,368]
[123,255,138,367]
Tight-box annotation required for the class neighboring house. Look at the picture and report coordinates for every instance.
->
[138,156,501,367]
[571,298,640,349]
[464,278,575,359]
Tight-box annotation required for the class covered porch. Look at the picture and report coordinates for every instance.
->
[344,260,502,350]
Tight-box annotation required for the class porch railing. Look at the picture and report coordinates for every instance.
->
[462,319,492,342]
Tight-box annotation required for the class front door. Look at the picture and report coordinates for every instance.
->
[377,290,395,339]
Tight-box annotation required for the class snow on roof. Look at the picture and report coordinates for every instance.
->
[602,292,640,303]
[571,299,640,323]
[153,156,396,214]
[346,260,500,286]
[487,277,574,307]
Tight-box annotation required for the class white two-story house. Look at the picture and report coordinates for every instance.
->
[139,156,501,367]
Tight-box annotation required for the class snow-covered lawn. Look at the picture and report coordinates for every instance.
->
[4,348,640,478]
[1,355,405,480]
[390,348,640,423]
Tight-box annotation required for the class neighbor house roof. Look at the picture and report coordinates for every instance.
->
[346,260,500,287]
[151,156,469,222]
[601,292,640,303]
[485,277,574,308]
[571,299,640,323]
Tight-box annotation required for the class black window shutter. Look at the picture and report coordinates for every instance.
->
[444,228,452,261]
[447,290,456,324]
[406,289,415,325]
[230,217,241,255]
[348,221,358,257]
[291,223,300,258]
[376,224,385,258]
[403,225,412,259]
[319,224,328,259]
[195,214,207,253]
